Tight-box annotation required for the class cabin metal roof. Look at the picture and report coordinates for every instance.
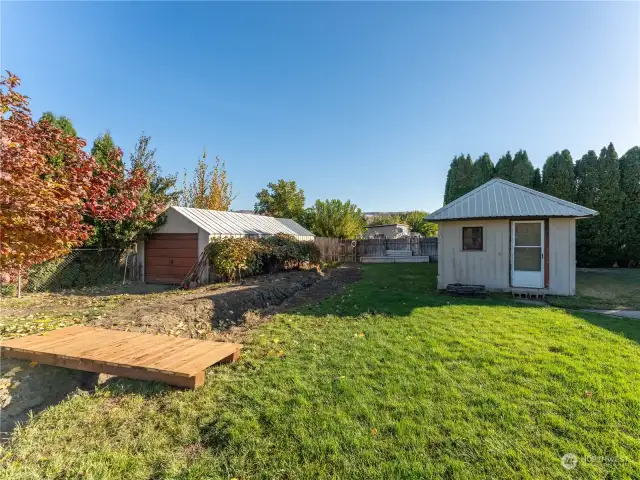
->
[171,206,315,238]
[425,178,597,221]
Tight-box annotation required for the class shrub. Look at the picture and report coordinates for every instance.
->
[0,283,17,297]
[205,234,321,281]
[204,237,264,281]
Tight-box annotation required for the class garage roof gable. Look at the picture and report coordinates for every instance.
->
[169,206,315,238]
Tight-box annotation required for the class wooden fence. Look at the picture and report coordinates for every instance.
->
[315,237,438,263]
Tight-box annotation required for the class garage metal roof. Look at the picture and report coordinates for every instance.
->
[171,206,315,238]
[425,178,597,221]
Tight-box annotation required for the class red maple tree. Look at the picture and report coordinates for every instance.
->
[0,72,148,283]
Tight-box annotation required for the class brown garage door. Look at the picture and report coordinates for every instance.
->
[145,233,198,284]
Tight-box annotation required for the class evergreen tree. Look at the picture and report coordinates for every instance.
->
[38,112,78,167]
[494,151,514,181]
[443,154,474,204]
[511,150,535,187]
[443,166,453,205]
[574,150,599,266]
[620,146,640,265]
[91,131,123,169]
[541,149,575,201]
[39,112,77,137]
[532,168,542,191]
[591,143,624,266]
[471,153,494,187]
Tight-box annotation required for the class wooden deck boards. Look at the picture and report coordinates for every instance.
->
[0,326,241,389]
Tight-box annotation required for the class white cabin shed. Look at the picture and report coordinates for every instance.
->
[137,206,314,284]
[425,179,597,296]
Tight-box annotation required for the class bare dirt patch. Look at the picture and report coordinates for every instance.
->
[88,269,323,339]
[0,264,361,441]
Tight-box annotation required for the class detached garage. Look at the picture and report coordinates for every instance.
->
[138,206,315,284]
[426,179,597,296]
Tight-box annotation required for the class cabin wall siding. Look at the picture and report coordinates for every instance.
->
[548,218,576,295]
[437,220,510,291]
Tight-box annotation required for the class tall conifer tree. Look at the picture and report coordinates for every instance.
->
[494,151,514,181]
[542,150,575,201]
[471,153,494,187]
[511,150,535,187]
[620,146,640,265]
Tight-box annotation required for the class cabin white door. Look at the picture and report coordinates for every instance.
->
[511,220,544,288]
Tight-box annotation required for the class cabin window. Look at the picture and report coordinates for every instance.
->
[462,227,483,251]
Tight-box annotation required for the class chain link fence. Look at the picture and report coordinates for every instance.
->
[23,248,139,293]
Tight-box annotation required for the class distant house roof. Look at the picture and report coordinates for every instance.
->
[170,206,315,238]
[425,179,597,221]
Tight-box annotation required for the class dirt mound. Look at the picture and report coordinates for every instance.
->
[213,263,362,342]
[88,270,323,339]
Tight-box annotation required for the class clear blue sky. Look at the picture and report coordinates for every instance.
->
[2,2,638,212]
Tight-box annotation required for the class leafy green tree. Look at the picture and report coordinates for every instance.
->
[511,150,535,187]
[494,151,514,181]
[574,150,600,265]
[401,211,438,237]
[542,149,575,201]
[86,134,177,249]
[367,213,403,225]
[305,199,366,238]
[471,153,494,187]
[532,168,542,191]
[254,180,306,222]
[443,154,474,204]
[620,146,640,265]
[129,134,179,207]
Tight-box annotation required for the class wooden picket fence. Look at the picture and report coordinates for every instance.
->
[314,237,438,263]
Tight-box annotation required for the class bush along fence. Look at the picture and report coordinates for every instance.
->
[204,234,321,282]
[2,248,138,297]
[314,237,438,263]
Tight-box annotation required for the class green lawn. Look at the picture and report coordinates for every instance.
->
[547,268,640,310]
[2,264,639,479]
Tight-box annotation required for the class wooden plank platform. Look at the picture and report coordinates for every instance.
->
[0,326,241,389]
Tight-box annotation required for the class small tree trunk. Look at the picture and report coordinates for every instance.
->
[17,265,22,298]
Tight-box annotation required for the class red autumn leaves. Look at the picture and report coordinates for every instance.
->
[0,72,154,282]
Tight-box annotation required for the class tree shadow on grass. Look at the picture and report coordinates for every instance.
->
[291,263,530,319]
[0,360,100,443]
[568,310,640,345]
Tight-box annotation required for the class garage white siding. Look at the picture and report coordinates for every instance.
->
[137,207,314,284]
[155,209,199,234]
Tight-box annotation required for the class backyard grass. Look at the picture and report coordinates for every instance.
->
[2,264,639,479]
[547,268,640,310]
